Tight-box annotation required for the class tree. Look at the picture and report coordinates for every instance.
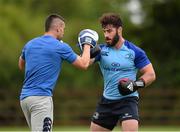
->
[138,0,180,87]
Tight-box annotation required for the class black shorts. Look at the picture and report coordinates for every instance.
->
[91,96,139,130]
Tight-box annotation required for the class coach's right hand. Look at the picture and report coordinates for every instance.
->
[78,29,99,51]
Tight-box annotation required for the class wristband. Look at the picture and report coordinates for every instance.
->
[134,79,145,88]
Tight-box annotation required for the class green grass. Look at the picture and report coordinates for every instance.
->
[0,126,179,131]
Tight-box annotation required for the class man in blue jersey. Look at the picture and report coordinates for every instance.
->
[18,14,98,131]
[88,13,156,131]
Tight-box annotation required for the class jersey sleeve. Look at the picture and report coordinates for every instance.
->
[134,46,150,69]
[59,43,77,63]
[124,40,150,69]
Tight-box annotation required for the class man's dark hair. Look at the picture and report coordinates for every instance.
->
[99,13,123,28]
[45,14,65,32]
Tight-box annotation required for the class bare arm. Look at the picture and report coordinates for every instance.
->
[72,45,91,70]
[139,63,156,86]
[89,58,95,65]
[18,56,25,71]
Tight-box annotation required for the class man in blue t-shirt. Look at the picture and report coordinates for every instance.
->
[18,14,98,131]
[89,13,156,131]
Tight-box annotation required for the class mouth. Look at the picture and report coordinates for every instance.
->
[106,39,111,43]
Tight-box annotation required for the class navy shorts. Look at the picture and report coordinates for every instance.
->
[91,96,139,130]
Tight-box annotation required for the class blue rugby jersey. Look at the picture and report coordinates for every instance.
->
[95,40,150,100]
[20,35,77,100]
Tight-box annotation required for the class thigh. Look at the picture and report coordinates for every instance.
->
[20,99,31,128]
[91,97,119,130]
[29,96,53,131]
[118,97,139,122]
[118,97,139,131]
[90,121,111,132]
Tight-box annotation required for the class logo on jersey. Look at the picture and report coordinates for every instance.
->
[111,62,121,67]
[101,51,109,56]
[103,65,121,71]
[125,53,134,60]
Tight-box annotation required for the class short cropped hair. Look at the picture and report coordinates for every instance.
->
[99,13,123,28]
[45,14,65,32]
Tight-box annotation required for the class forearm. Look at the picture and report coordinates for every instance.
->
[138,63,156,87]
[118,73,155,96]
[75,29,99,69]
[79,45,91,68]
[139,72,156,87]
[119,64,156,95]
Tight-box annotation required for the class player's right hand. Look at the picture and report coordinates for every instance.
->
[78,29,99,51]
[118,78,145,95]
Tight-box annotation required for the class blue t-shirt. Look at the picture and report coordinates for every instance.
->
[20,35,77,100]
[95,40,150,100]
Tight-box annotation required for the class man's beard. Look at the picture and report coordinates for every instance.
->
[107,31,119,47]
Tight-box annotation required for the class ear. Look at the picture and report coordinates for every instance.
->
[117,27,122,35]
[57,28,62,33]
[58,27,63,32]
[118,27,122,32]
[56,29,59,33]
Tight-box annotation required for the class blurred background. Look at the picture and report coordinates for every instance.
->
[0,0,180,130]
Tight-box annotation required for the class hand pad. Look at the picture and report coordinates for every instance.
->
[78,29,99,51]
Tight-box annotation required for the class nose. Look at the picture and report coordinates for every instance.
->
[104,32,109,38]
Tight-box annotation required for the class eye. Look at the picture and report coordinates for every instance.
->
[103,29,111,33]
[107,29,111,33]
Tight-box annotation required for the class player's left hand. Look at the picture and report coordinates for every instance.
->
[118,78,145,95]
[78,29,99,51]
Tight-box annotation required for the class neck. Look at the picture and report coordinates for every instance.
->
[114,37,125,49]
[44,32,57,39]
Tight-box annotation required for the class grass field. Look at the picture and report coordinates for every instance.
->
[0,126,180,131]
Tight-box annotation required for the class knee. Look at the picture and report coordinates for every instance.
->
[121,119,138,132]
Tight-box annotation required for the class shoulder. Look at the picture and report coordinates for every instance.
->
[124,40,150,69]
[24,36,40,48]
[58,41,72,50]
[54,41,75,55]
[44,37,72,50]
[124,40,143,51]
[124,40,146,56]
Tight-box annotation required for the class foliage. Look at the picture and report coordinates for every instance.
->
[0,0,128,88]
[139,0,180,87]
